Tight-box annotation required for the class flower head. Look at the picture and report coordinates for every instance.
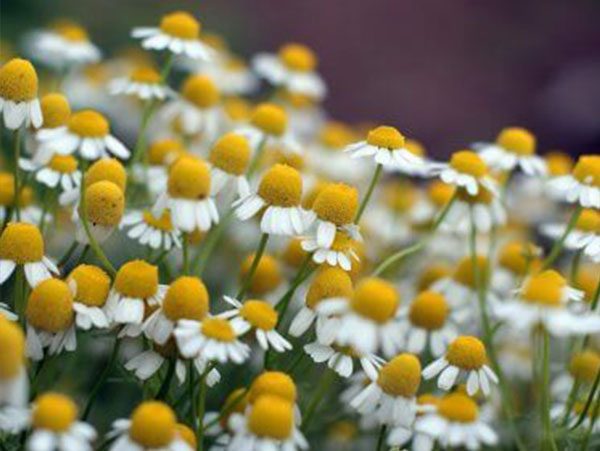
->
[26,278,74,332]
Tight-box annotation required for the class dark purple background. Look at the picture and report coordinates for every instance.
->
[4,0,600,157]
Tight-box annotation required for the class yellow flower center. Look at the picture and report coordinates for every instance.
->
[366,126,405,150]
[546,152,573,176]
[0,58,38,102]
[572,155,600,187]
[569,350,600,383]
[68,110,109,137]
[455,186,494,205]
[576,209,600,233]
[84,181,124,227]
[26,279,74,333]
[240,300,278,331]
[446,336,487,370]
[159,11,201,40]
[0,173,15,206]
[175,424,197,449]
[201,317,236,342]
[54,22,89,42]
[49,154,78,174]
[449,150,487,177]
[251,103,287,137]
[575,267,600,303]
[130,67,161,84]
[417,393,440,408]
[40,93,71,128]
[377,353,421,397]
[0,222,44,263]
[496,127,536,156]
[167,157,211,199]
[223,97,251,122]
[329,230,357,254]
[521,270,566,307]
[438,393,479,423]
[240,253,282,295]
[350,277,399,323]
[0,318,25,379]
[278,43,317,72]
[220,388,248,429]
[405,139,426,157]
[67,264,110,307]
[209,132,251,176]
[257,163,302,207]
[129,401,177,448]
[114,260,158,299]
[147,139,185,166]
[306,266,353,310]
[312,183,358,225]
[319,122,355,149]
[409,291,449,330]
[249,371,297,403]
[427,181,456,208]
[163,276,209,322]
[453,256,489,289]
[248,395,293,440]
[498,241,540,276]
[85,158,127,191]
[181,75,220,109]
[282,238,308,268]
[142,210,174,232]
[382,180,417,212]
[417,264,451,291]
[32,393,77,432]
[16,186,34,208]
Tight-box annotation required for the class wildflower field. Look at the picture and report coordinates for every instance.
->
[0,6,599,451]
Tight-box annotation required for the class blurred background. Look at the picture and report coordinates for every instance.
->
[2,0,600,157]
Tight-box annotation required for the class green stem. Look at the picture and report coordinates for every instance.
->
[247,135,268,177]
[541,330,558,451]
[571,369,600,430]
[236,233,269,299]
[376,425,387,451]
[301,367,336,432]
[155,358,176,400]
[182,233,190,275]
[561,379,581,427]
[196,365,212,451]
[13,267,26,326]
[579,386,600,450]
[82,339,121,420]
[57,241,79,267]
[13,128,22,221]
[192,208,234,276]
[542,206,583,270]
[354,164,382,223]
[570,249,583,284]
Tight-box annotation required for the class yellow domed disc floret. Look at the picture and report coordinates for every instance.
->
[282,238,308,268]
[455,186,494,205]
[306,266,353,310]
[377,353,421,397]
[417,264,451,291]
[576,209,600,233]
[319,122,355,150]
[0,318,25,379]
[569,350,600,383]
[26,279,74,333]
[68,110,109,137]
[201,317,236,342]
[572,155,600,187]
[449,150,487,177]
[496,127,536,156]
[312,183,358,225]
[85,181,124,227]
[167,156,211,199]
[53,21,89,42]
[240,253,282,295]
[114,260,158,300]
[160,11,200,40]
[130,67,161,84]
[498,241,540,276]
[248,395,293,440]
[67,264,110,307]
[0,173,15,206]
[405,139,426,157]
[181,75,220,109]
[427,181,456,209]
[0,58,38,102]
[219,388,248,429]
[446,336,487,370]
[366,126,405,150]
[546,152,573,176]
[175,424,197,448]
[350,277,399,323]
[240,300,278,331]
[437,393,479,423]
[163,276,209,322]
[251,103,287,137]
[210,132,251,175]
[129,401,177,448]
[257,164,302,207]
[32,393,77,432]
[409,291,449,330]
[85,158,127,191]
[143,210,174,232]
[49,155,78,174]
[40,93,71,128]
[278,43,317,72]
[249,371,297,404]
[521,270,566,307]
[223,97,251,122]
[0,222,44,263]
[147,139,185,166]
[453,256,489,288]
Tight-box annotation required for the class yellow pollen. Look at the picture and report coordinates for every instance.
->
[455,186,494,205]
[163,276,209,322]
[521,270,566,307]
[306,266,353,310]
[569,350,600,383]
[257,164,302,207]
[453,256,489,289]
[427,181,456,208]
[201,317,236,342]
[181,75,220,109]
[223,97,251,122]
[350,277,399,323]
[546,152,573,176]
[85,158,127,191]
[312,183,358,225]
[0,318,25,379]
[142,210,173,232]
[240,253,282,295]
[147,139,185,166]
[446,336,487,370]
[319,122,355,149]
[0,222,44,263]
[576,209,600,233]
[240,300,278,331]
[159,11,201,40]
[167,156,211,199]
[249,371,297,404]
[114,260,158,299]
[572,155,600,187]
[0,173,15,206]
[405,139,426,157]
[498,241,540,276]
[438,393,479,423]
[209,132,251,175]
[175,424,197,449]
[68,110,109,137]
[496,127,536,156]
[40,93,71,128]
[377,353,421,397]
[302,180,329,210]
[251,103,287,137]
[130,67,161,84]
[32,393,77,432]
[366,126,405,150]
[417,264,451,291]
[248,395,293,440]
[282,238,308,268]
[129,401,177,448]
[48,154,78,174]
[26,279,74,333]
[450,150,487,177]
[279,43,317,72]
[67,264,110,307]
[0,58,38,102]
[54,22,89,42]
[84,181,124,227]
[409,291,449,330]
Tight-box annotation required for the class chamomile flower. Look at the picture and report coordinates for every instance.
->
[32,93,72,163]
[66,264,111,330]
[153,156,219,233]
[0,58,42,129]
[247,371,300,422]
[174,316,250,364]
[437,150,497,196]
[301,228,360,271]
[492,241,542,294]
[0,186,46,226]
[541,208,600,263]
[0,222,58,288]
[442,186,506,233]
[475,127,546,176]
[549,155,600,208]
[0,172,15,224]
[132,11,214,61]
[131,138,184,198]
[208,132,251,196]
[200,56,258,96]
[25,279,77,361]
[350,354,422,427]
[234,164,313,236]
[344,126,426,173]
[253,42,326,99]
[495,270,600,336]
[239,253,283,298]
[317,277,403,357]
[203,388,249,444]
[19,154,81,192]
[121,209,181,251]
[414,393,498,450]
[76,180,125,244]
[108,401,192,451]
[304,342,383,379]
[109,66,171,100]
[219,296,292,353]
[26,393,96,451]
[552,349,600,401]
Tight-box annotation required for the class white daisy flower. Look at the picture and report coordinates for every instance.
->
[491,241,542,295]
[548,155,599,209]
[301,229,360,272]
[304,341,383,379]
[109,67,172,100]
[541,208,600,263]
[442,186,506,233]
[435,149,498,196]
[131,138,184,199]
[75,180,125,245]
[0,186,48,228]
[190,52,258,96]
[67,264,111,331]
[19,155,81,192]
[551,349,600,401]
[121,210,181,251]
[208,132,251,197]
[0,58,43,130]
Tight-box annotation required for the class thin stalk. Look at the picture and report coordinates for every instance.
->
[13,128,22,220]
[155,358,176,400]
[196,365,212,451]
[579,386,600,450]
[542,206,583,269]
[570,249,583,283]
[182,233,190,275]
[192,208,234,276]
[540,330,558,451]
[355,164,383,223]
[82,339,121,420]
[203,389,247,430]
[57,241,79,267]
[236,233,269,299]
[247,135,267,177]
[571,369,600,430]
[376,425,387,451]
[13,267,26,326]
[301,367,336,432]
